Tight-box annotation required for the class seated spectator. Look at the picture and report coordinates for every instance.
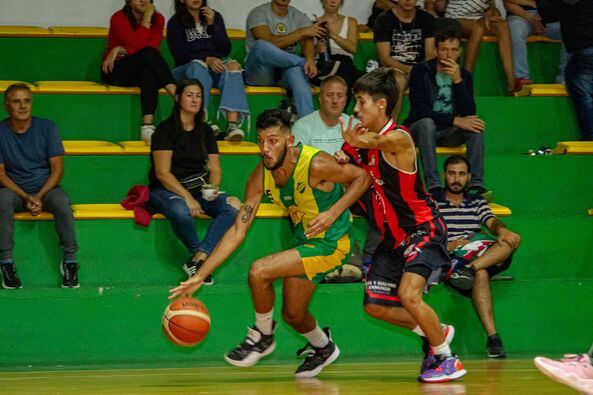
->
[367,0,436,30]
[244,0,334,120]
[101,0,177,143]
[445,0,516,93]
[537,0,593,141]
[505,0,567,90]
[407,28,488,196]
[0,84,79,289]
[147,79,241,285]
[293,76,357,154]
[435,155,521,358]
[315,0,364,105]
[374,0,436,121]
[167,0,249,141]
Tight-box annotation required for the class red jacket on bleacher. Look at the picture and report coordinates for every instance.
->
[103,10,165,60]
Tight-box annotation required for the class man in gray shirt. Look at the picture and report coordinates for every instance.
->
[244,0,331,118]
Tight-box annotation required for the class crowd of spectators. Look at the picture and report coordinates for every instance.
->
[2,0,590,360]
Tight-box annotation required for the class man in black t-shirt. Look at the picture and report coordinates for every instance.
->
[374,0,435,121]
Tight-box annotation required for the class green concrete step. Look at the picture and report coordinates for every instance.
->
[1,279,591,368]
[0,36,563,96]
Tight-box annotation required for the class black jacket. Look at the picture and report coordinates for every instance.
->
[536,0,593,53]
[405,59,476,129]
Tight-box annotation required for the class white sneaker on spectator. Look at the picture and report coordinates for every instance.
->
[208,122,221,136]
[140,124,156,145]
[225,123,245,142]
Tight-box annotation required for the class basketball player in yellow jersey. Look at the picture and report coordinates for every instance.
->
[170,109,370,378]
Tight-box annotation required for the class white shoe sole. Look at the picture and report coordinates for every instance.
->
[534,357,593,393]
[225,129,244,142]
[224,342,276,368]
[294,345,340,379]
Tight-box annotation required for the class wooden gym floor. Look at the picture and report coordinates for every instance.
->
[0,359,575,394]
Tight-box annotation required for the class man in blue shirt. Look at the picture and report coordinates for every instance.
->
[435,155,521,358]
[0,83,79,289]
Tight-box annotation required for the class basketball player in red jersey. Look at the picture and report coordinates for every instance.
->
[335,68,466,383]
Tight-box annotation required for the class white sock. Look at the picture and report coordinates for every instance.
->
[303,324,329,348]
[255,310,274,335]
[432,341,452,357]
[412,325,425,337]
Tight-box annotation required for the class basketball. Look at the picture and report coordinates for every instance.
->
[162,297,210,347]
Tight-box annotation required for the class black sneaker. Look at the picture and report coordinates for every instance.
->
[295,327,340,378]
[1,263,23,289]
[316,59,341,80]
[183,258,213,285]
[487,334,506,358]
[224,323,276,367]
[60,261,79,289]
[449,265,475,290]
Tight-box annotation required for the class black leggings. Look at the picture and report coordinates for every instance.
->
[101,47,174,116]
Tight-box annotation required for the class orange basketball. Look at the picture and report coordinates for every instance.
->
[162,297,210,347]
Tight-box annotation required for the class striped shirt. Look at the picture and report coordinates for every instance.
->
[435,191,495,241]
[445,0,490,20]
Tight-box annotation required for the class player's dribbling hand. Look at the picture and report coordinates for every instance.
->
[305,211,337,239]
[340,116,366,147]
[334,150,349,164]
[168,276,204,300]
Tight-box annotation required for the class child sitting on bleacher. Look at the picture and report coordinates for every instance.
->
[167,0,249,142]
[101,0,177,144]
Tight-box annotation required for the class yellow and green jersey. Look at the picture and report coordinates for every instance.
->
[263,144,352,245]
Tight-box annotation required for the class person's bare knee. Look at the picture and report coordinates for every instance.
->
[399,286,423,311]
[282,305,307,327]
[226,60,242,71]
[226,196,241,210]
[249,258,272,284]
[469,23,485,40]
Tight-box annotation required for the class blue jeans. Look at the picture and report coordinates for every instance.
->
[173,60,250,124]
[566,47,593,140]
[508,11,567,82]
[244,40,314,118]
[149,188,238,255]
[410,118,484,190]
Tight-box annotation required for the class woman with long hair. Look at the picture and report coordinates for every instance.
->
[315,0,364,104]
[167,0,249,141]
[147,79,240,285]
[101,0,177,143]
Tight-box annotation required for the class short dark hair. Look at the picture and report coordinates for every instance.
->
[320,75,348,92]
[435,26,463,48]
[4,83,32,101]
[256,109,292,133]
[444,155,470,172]
[353,68,398,115]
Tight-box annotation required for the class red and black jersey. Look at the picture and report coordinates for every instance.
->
[343,119,441,248]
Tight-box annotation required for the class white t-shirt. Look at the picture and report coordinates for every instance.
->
[292,111,359,155]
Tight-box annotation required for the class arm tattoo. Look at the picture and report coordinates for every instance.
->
[241,205,254,223]
[490,218,506,236]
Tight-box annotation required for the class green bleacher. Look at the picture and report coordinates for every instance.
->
[0,27,592,369]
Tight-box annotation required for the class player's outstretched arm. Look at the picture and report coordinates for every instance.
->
[169,165,264,299]
[340,116,413,154]
[305,152,371,238]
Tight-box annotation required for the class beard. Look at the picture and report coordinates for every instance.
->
[445,183,466,194]
[262,146,288,171]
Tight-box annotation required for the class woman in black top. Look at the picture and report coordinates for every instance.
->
[148,79,240,284]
